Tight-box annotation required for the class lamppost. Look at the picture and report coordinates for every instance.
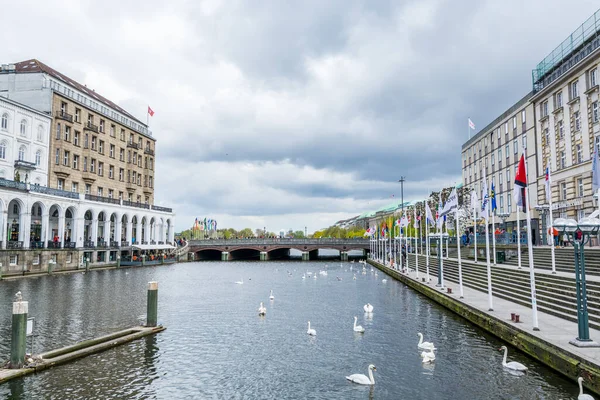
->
[553,217,600,347]
[535,205,549,245]
[497,212,510,244]
[398,177,405,214]
[432,232,448,288]
[305,226,307,239]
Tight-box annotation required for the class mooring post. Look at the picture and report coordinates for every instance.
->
[10,293,28,369]
[85,257,90,272]
[147,281,158,327]
[0,262,3,280]
[116,255,121,268]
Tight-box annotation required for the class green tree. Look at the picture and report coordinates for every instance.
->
[239,228,254,238]
[293,230,305,238]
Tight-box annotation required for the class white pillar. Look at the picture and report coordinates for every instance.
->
[1,210,7,249]
[91,217,98,247]
[42,211,50,246]
[126,219,133,245]
[136,220,142,244]
[21,211,31,249]
[75,216,85,248]
[115,219,122,244]
[58,211,65,248]
[152,222,158,243]
[168,222,175,243]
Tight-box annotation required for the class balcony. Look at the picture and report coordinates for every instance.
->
[84,122,99,133]
[0,178,27,191]
[84,240,95,248]
[14,160,37,171]
[64,242,76,248]
[97,241,107,248]
[30,241,44,249]
[55,110,73,123]
[122,200,150,209]
[144,148,155,156]
[126,181,137,191]
[47,241,62,249]
[121,241,130,247]
[110,240,120,248]
[84,194,120,205]
[7,241,23,249]
[127,142,140,150]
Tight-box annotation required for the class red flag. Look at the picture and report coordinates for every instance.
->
[147,106,155,117]
[514,154,527,211]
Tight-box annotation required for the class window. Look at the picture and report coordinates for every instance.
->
[571,80,579,99]
[561,151,566,168]
[137,195,141,203]
[128,170,131,183]
[97,187,103,196]
[505,144,509,159]
[72,182,78,192]
[75,108,80,123]
[88,114,94,125]
[90,158,96,173]
[119,168,124,181]
[128,151,131,163]
[84,133,89,148]
[35,150,41,166]
[561,182,567,199]
[20,119,27,136]
[1,113,7,130]
[73,154,79,169]
[74,131,80,146]
[91,136,96,150]
[521,110,526,126]
[120,148,125,161]
[65,126,71,142]
[18,145,25,161]
[138,156,141,168]
[558,120,564,138]
[578,178,584,197]
[555,91,563,108]
[137,173,141,185]
[9,255,17,266]
[37,125,43,142]
[513,140,518,154]
[506,169,511,186]
[133,153,137,164]
[577,144,583,163]
[507,195,512,214]
[99,119,104,133]
[491,153,495,165]
[594,102,599,123]
[574,111,581,131]
[119,191,123,200]
[55,149,59,165]
[98,162,103,176]
[499,194,504,213]
[544,128,549,143]
[129,134,134,144]
[150,158,153,170]
[83,156,87,171]
[120,129,125,141]
[512,116,516,129]
[149,176,153,188]
[591,68,597,87]
[33,254,40,265]
[109,165,114,179]
[108,189,114,199]
[99,140,104,154]
[66,253,72,263]
[63,150,70,166]
[56,123,61,139]
[110,125,115,137]
[109,144,115,158]
[85,184,91,194]
[541,101,548,117]
[522,135,527,150]
[0,141,6,159]
[57,178,64,190]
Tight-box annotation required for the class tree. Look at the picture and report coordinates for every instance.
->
[293,230,305,238]
[239,228,254,238]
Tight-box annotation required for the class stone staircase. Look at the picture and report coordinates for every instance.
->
[502,246,600,276]
[407,254,600,331]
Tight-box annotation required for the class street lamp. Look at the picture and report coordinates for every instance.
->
[554,217,600,347]
[431,232,449,288]
[535,205,550,245]
[398,177,406,214]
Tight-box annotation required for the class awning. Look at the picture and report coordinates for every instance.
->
[131,244,176,251]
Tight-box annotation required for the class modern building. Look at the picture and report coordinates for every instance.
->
[0,60,156,205]
[0,96,51,185]
[531,9,600,225]
[461,94,541,242]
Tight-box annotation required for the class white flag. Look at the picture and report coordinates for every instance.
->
[481,180,490,222]
[471,190,478,209]
[468,118,475,130]
[593,147,600,192]
[440,188,458,217]
[425,202,435,227]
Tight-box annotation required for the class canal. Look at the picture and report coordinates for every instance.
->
[0,261,582,399]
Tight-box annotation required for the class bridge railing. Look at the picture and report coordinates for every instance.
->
[188,238,370,246]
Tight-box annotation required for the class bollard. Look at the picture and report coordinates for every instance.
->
[515,315,520,323]
[141,255,145,267]
[511,313,516,321]
[10,294,28,369]
[0,262,3,280]
[146,281,158,327]
[85,257,90,272]
[422,277,426,282]
[48,261,54,275]
[116,256,121,268]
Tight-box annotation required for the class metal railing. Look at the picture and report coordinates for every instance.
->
[0,178,27,191]
[7,241,23,249]
[84,194,120,204]
[97,241,107,248]
[31,184,80,199]
[56,110,73,122]
[121,241,130,247]
[144,148,155,155]
[64,242,76,248]
[110,240,120,247]
[151,205,172,213]
[30,241,44,249]
[84,240,95,248]
[122,200,150,209]
[189,238,371,246]
[127,142,140,149]
[47,241,62,249]
[85,122,99,132]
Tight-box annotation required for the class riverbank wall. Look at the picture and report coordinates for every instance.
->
[368,259,600,396]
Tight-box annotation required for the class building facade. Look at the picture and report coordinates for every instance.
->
[531,9,600,223]
[0,96,51,185]
[461,94,541,242]
[0,60,156,205]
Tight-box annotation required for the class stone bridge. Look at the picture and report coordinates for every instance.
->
[188,238,370,261]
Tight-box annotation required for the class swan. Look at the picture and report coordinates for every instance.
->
[258,302,266,316]
[578,377,595,400]
[417,333,436,350]
[302,274,306,280]
[313,274,317,279]
[353,274,357,280]
[269,290,274,301]
[499,346,528,371]
[381,278,387,283]
[307,321,316,336]
[421,349,436,363]
[235,277,244,285]
[353,316,365,333]
[346,364,376,385]
[363,303,374,313]
[337,276,342,281]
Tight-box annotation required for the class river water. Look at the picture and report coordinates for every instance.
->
[0,261,583,399]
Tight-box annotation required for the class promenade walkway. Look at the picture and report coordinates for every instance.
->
[369,257,600,395]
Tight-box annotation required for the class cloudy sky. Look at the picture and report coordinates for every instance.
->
[2,0,599,233]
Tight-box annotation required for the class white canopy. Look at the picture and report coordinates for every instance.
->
[132,244,176,251]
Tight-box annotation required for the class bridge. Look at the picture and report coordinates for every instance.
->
[188,238,370,261]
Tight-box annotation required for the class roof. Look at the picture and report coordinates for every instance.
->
[11,59,145,127]
[132,244,175,251]
[0,94,52,119]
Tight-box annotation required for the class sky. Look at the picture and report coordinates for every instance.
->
[1,0,599,233]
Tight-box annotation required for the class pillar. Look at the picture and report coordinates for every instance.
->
[302,251,309,261]
[221,251,229,261]
[58,211,65,248]
[91,217,98,247]
[341,251,348,261]
[146,281,158,327]
[152,222,158,243]
[42,211,50,247]
[21,211,31,249]
[260,251,268,261]
[136,220,142,244]
[126,219,133,245]
[75,216,85,248]
[10,296,28,369]
[168,223,175,244]
[115,219,122,244]
[1,210,7,249]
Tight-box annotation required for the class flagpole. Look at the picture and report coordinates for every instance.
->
[455,208,464,298]
[548,165,556,274]
[483,173,493,311]
[517,208,522,269]
[523,152,540,330]
[426,219,430,282]
[492,211,497,265]
[473,195,478,263]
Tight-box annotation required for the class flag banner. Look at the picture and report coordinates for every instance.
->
[400,215,409,228]
[481,180,490,222]
[425,203,435,227]
[468,118,475,130]
[491,183,497,212]
[148,106,155,117]
[514,154,527,212]
[593,147,600,192]
[413,207,419,229]
[440,188,458,217]
[545,164,552,203]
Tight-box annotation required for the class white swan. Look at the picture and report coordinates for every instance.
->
[499,346,528,371]
[269,290,274,301]
[235,277,244,285]
[353,316,365,333]
[353,274,357,280]
[346,364,376,385]
[417,333,436,350]
[363,303,374,313]
[307,321,317,336]
[421,349,436,363]
[313,273,317,279]
[258,302,266,316]
[578,377,595,400]
[381,278,387,283]
[302,274,306,280]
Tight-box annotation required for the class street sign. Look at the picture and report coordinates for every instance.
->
[26,317,34,336]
